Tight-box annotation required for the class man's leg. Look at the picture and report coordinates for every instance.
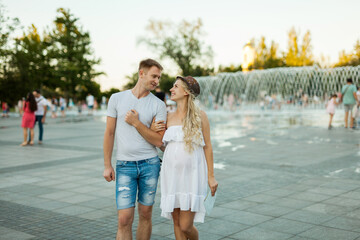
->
[137,157,160,240]
[344,111,349,128]
[137,203,153,240]
[117,208,135,240]
[37,115,43,142]
[116,161,138,240]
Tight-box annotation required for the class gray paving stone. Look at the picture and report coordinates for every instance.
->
[282,210,336,225]
[256,218,315,235]
[288,192,331,202]
[299,226,360,240]
[322,216,360,233]
[303,203,356,216]
[221,210,273,226]
[269,197,314,209]
[229,226,294,240]
[196,219,248,236]
[245,203,295,217]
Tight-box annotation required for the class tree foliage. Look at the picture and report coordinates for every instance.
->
[139,19,214,76]
[253,37,284,69]
[0,6,103,105]
[285,27,314,66]
[335,39,360,67]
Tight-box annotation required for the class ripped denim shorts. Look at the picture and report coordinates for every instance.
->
[115,156,160,210]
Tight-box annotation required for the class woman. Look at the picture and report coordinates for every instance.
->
[152,76,218,240]
[20,92,37,146]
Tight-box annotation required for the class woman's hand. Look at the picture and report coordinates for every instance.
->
[150,118,166,132]
[208,176,218,196]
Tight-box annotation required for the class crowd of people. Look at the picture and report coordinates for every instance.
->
[13,91,104,147]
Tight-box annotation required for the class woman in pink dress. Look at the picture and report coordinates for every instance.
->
[326,94,338,130]
[21,92,37,146]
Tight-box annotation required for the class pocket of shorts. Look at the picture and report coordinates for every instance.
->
[146,157,160,165]
[116,160,127,167]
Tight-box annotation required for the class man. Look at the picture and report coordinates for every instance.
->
[341,78,358,128]
[103,59,167,240]
[32,89,47,144]
[86,93,94,115]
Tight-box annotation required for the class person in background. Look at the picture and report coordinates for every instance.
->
[32,89,48,144]
[21,92,37,146]
[326,94,338,130]
[86,93,94,115]
[341,78,358,128]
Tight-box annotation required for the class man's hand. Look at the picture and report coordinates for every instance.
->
[103,166,115,182]
[41,116,46,124]
[125,109,140,127]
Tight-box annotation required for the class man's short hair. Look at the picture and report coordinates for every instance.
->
[138,59,163,72]
[347,78,353,83]
[34,89,41,94]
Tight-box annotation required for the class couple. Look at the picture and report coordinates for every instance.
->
[103,58,218,240]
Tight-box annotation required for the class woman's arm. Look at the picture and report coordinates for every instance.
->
[201,110,218,196]
[150,116,167,152]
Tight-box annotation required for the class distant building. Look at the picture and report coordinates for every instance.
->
[242,41,255,72]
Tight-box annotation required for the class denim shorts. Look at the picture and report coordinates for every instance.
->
[116,156,160,210]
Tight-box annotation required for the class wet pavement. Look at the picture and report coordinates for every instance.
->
[0,110,360,240]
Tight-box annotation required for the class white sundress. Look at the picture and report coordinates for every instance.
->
[160,126,208,223]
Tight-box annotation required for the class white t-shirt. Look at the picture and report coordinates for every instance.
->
[34,96,47,116]
[86,95,94,106]
[107,90,167,161]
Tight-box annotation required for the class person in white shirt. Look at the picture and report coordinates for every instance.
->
[32,89,47,144]
[86,93,95,115]
[103,59,167,240]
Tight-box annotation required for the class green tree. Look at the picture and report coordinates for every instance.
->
[0,3,20,104]
[251,37,284,69]
[335,39,360,67]
[285,27,314,66]
[12,25,54,93]
[218,64,242,73]
[139,19,214,76]
[48,8,103,100]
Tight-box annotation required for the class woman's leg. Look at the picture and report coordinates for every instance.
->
[179,210,198,240]
[172,209,187,240]
[21,128,28,146]
[30,128,34,144]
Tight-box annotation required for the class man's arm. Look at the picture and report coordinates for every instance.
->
[103,117,116,182]
[42,103,47,123]
[125,110,165,147]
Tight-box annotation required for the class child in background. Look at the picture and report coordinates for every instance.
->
[326,94,338,130]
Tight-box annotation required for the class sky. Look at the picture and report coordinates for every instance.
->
[2,0,360,90]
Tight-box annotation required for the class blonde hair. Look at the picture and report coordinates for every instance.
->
[180,81,202,152]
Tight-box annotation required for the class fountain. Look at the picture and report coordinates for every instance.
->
[196,65,360,109]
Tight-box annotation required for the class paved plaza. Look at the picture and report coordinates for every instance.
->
[0,110,360,240]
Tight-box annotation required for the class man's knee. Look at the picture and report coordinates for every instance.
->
[138,205,153,221]
[117,212,134,228]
